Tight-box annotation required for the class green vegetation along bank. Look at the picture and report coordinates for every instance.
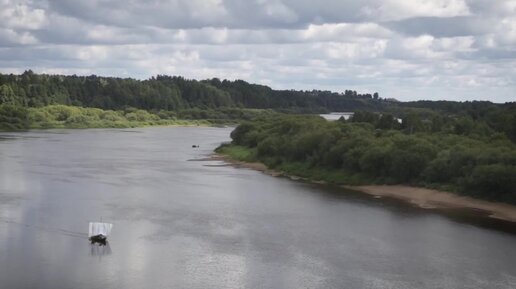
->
[216,115,516,204]
[0,104,278,130]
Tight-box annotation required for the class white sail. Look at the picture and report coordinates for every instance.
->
[88,222,113,237]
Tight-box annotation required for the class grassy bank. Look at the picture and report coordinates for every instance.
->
[28,117,210,130]
[0,104,258,131]
[26,105,214,129]
[215,144,258,162]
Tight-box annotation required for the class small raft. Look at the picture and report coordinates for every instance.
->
[88,222,113,246]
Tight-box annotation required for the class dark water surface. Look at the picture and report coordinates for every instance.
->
[1,127,515,289]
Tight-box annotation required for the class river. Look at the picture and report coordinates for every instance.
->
[0,127,515,289]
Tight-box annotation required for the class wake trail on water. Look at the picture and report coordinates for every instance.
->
[0,217,88,239]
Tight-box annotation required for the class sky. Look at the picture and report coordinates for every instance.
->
[0,0,515,102]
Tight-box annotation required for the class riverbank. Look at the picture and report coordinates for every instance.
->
[0,104,261,132]
[26,119,213,130]
[0,120,218,132]
[213,150,516,223]
[345,185,516,222]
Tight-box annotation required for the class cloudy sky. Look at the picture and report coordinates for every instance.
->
[1,0,515,102]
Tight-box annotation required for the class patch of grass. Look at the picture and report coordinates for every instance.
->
[215,144,257,162]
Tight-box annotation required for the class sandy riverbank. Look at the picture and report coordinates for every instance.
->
[212,154,516,223]
[344,185,516,222]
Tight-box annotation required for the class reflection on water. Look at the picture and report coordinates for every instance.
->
[90,243,112,257]
[0,127,515,289]
[319,112,354,121]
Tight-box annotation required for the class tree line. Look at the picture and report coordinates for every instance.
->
[0,70,384,112]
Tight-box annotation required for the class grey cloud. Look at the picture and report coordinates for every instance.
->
[47,0,370,29]
[466,0,516,17]
[383,16,492,37]
[47,0,471,30]
[31,15,392,46]
[462,48,516,60]
[0,0,514,102]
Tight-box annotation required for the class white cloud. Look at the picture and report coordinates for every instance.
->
[302,23,392,41]
[0,0,47,30]
[376,0,471,21]
[0,28,38,45]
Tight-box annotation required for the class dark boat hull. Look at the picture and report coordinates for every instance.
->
[89,234,107,245]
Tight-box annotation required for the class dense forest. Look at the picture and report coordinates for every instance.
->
[0,70,384,112]
[218,115,516,204]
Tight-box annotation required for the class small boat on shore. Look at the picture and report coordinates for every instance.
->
[88,222,113,245]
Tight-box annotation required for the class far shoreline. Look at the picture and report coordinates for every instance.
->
[0,121,234,133]
[212,153,516,223]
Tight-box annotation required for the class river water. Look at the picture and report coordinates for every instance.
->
[319,112,354,121]
[0,127,515,289]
